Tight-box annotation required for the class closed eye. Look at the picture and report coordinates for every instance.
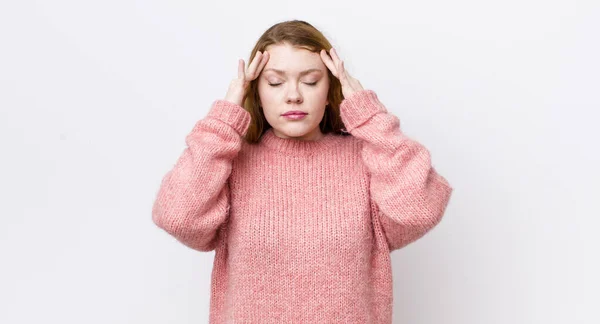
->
[268,82,318,87]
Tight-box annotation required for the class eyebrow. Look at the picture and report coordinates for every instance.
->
[262,68,323,76]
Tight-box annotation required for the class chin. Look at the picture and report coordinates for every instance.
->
[272,124,319,138]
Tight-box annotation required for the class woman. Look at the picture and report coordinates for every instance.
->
[152,19,453,323]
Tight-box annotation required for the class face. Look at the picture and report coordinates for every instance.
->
[257,43,330,141]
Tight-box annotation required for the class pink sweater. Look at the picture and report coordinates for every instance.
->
[152,89,453,323]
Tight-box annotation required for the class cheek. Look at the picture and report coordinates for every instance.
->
[317,78,330,94]
[316,84,329,101]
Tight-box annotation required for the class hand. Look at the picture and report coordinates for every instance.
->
[320,48,364,99]
[224,51,270,106]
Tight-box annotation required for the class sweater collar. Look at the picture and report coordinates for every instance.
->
[258,128,345,156]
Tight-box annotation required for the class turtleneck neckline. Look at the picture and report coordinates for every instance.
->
[258,128,345,156]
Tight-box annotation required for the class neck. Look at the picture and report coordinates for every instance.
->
[258,127,343,156]
[272,127,324,141]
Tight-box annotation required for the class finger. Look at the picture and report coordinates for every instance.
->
[330,48,345,74]
[238,59,245,80]
[330,48,342,64]
[321,49,335,69]
[246,51,263,78]
[341,61,357,86]
[320,49,338,76]
[253,51,269,79]
[339,60,346,78]
[337,61,349,86]
[332,49,350,82]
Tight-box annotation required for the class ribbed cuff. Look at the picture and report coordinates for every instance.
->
[205,100,252,136]
[339,89,387,132]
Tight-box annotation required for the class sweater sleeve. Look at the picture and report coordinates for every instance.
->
[152,99,251,252]
[339,90,453,252]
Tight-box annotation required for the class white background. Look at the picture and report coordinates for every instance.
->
[1,1,598,323]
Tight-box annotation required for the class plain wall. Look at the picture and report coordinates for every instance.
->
[1,1,598,323]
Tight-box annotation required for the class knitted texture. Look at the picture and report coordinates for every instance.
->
[152,89,454,323]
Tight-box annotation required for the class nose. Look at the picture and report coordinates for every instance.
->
[286,85,303,104]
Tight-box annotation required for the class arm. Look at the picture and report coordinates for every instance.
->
[340,90,453,252]
[152,100,251,252]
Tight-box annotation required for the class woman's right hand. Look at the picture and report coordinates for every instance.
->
[224,51,270,107]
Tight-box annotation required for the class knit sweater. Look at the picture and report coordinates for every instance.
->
[151,89,453,323]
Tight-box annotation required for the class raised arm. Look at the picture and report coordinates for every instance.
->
[152,100,251,251]
[340,90,453,252]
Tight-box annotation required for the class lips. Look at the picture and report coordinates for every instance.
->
[282,110,308,116]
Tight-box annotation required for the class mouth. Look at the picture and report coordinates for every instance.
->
[281,110,308,116]
[281,111,308,120]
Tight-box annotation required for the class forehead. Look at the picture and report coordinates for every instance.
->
[262,44,326,74]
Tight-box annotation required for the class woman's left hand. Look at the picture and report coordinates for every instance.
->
[320,48,364,99]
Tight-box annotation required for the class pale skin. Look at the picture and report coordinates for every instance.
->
[318,48,364,99]
[224,46,364,140]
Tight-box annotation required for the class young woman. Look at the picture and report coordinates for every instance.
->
[152,19,453,323]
